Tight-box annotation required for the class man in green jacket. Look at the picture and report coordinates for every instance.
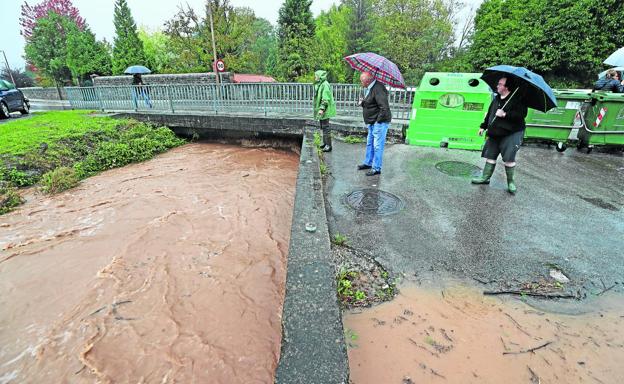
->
[313,70,337,152]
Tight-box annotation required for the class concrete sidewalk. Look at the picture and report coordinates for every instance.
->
[323,140,624,299]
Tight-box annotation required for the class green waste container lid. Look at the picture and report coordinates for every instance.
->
[554,89,592,99]
[590,91,624,101]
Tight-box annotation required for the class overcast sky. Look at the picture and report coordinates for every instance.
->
[1,0,483,70]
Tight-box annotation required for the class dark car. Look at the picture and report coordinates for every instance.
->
[0,80,30,119]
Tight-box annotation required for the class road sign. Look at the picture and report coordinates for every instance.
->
[215,59,226,72]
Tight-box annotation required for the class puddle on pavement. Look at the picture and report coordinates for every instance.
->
[0,143,298,383]
[344,283,624,384]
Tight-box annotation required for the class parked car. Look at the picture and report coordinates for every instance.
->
[0,80,30,119]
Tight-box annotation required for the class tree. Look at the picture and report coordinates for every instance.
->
[112,0,146,75]
[277,0,316,81]
[20,0,85,40]
[312,5,351,83]
[468,0,624,87]
[67,27,112,84]
[138,28,177,74]
[163,1,278,75]
[341,0,377,82]
[372,0,456,84]
[24,11,77,86]
[1,67,35,88]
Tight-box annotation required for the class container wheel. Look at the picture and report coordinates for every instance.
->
[587,145,593,154]
[556,142,567,152]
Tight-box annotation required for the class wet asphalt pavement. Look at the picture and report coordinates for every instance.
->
[324,140,624,300]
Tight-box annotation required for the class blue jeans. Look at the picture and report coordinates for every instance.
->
[364,122,389,171]
[132,88,152,108]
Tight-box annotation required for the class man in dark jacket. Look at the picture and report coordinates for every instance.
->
[471,76,527,194]
[593,69,624,93]
[356,71,392,176]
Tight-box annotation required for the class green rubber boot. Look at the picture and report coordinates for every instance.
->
[505,166,517,194]
[471,162,496,184]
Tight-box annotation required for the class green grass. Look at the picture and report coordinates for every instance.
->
[1,110,186,211]
[0,111,123,156]
[344,135,365,144]
[332,232,348,246]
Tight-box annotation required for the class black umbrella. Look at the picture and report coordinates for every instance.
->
[481,65,557,112]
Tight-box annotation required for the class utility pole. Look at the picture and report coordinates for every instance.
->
[207,3,220,85]
[1,50,17,86]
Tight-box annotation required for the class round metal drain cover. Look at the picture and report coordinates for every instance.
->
[435,161,481,177]
[344,189,404,215]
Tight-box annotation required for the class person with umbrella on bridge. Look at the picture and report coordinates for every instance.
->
[472,65,557,194]
[126,65,153,109]
[344,52,404,176]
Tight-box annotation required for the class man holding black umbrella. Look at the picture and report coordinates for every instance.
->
[472,76,527,194]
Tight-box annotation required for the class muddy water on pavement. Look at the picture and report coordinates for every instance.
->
[345,283,624,384]
[0,143,298,383]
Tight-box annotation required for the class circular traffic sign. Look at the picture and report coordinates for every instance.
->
[215,59,226,72]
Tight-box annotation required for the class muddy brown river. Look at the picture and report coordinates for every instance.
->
[345,282,624,384]
[0,143,299,383]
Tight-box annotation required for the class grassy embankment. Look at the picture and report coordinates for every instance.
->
[0,110,185,214]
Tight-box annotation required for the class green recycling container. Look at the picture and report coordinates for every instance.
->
[406,72,491,150]
[578,92,624,150]
[524,89,592,151]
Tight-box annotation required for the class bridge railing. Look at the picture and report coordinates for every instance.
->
[65,83,414,120]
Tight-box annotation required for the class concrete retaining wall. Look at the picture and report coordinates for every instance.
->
[20,87,67,100]
[93,72,232,87]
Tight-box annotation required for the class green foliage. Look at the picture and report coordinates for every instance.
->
[112,0,147,74]
[332,232,348,246]
[24,11,77,85]
[40,167,79,194]
[336,269,368,304]
[344,135,364,144]
[74,126,184,178]
[469,0,624,87]
[0,111,186,188]
[342,0,377,82]
[162,2,278,75]
[0,185,24,215]
[1,67,35,88]
[312,5,351,83]
[138,28,177,74]
[277,0,316,81]
[67,27,112,84]
[373,0,455,85]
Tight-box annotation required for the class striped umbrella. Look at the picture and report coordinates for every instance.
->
[344,52,405,89]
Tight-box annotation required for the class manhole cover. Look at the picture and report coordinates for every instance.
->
[435,161,481,177]
[344,189,404,215]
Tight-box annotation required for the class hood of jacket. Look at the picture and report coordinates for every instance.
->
[314,70,328,83]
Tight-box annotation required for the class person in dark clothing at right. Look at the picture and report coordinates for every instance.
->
[593,69,624,93]
[472,76,527,194]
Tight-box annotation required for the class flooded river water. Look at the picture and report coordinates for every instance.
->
[345,282,624,384]
[0,143,299,383]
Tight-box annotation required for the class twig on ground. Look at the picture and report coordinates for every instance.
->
[503,341,553,355]
[596,284,616,296]
[527,366,540,384]
[503,312,532,337]
[483,290,578,299]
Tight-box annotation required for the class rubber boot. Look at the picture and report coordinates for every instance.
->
[505,166,517,194]
[471,162,496,184]
[322,132,332,152]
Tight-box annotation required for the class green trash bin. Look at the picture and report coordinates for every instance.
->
[525,89,592,152]
[406,72,491,150]
[577,92,624,151]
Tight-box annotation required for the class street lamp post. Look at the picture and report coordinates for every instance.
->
[207,4,220,85]
[0,50,17,86]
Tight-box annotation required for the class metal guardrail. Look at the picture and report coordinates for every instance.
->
[65,83,414,120]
